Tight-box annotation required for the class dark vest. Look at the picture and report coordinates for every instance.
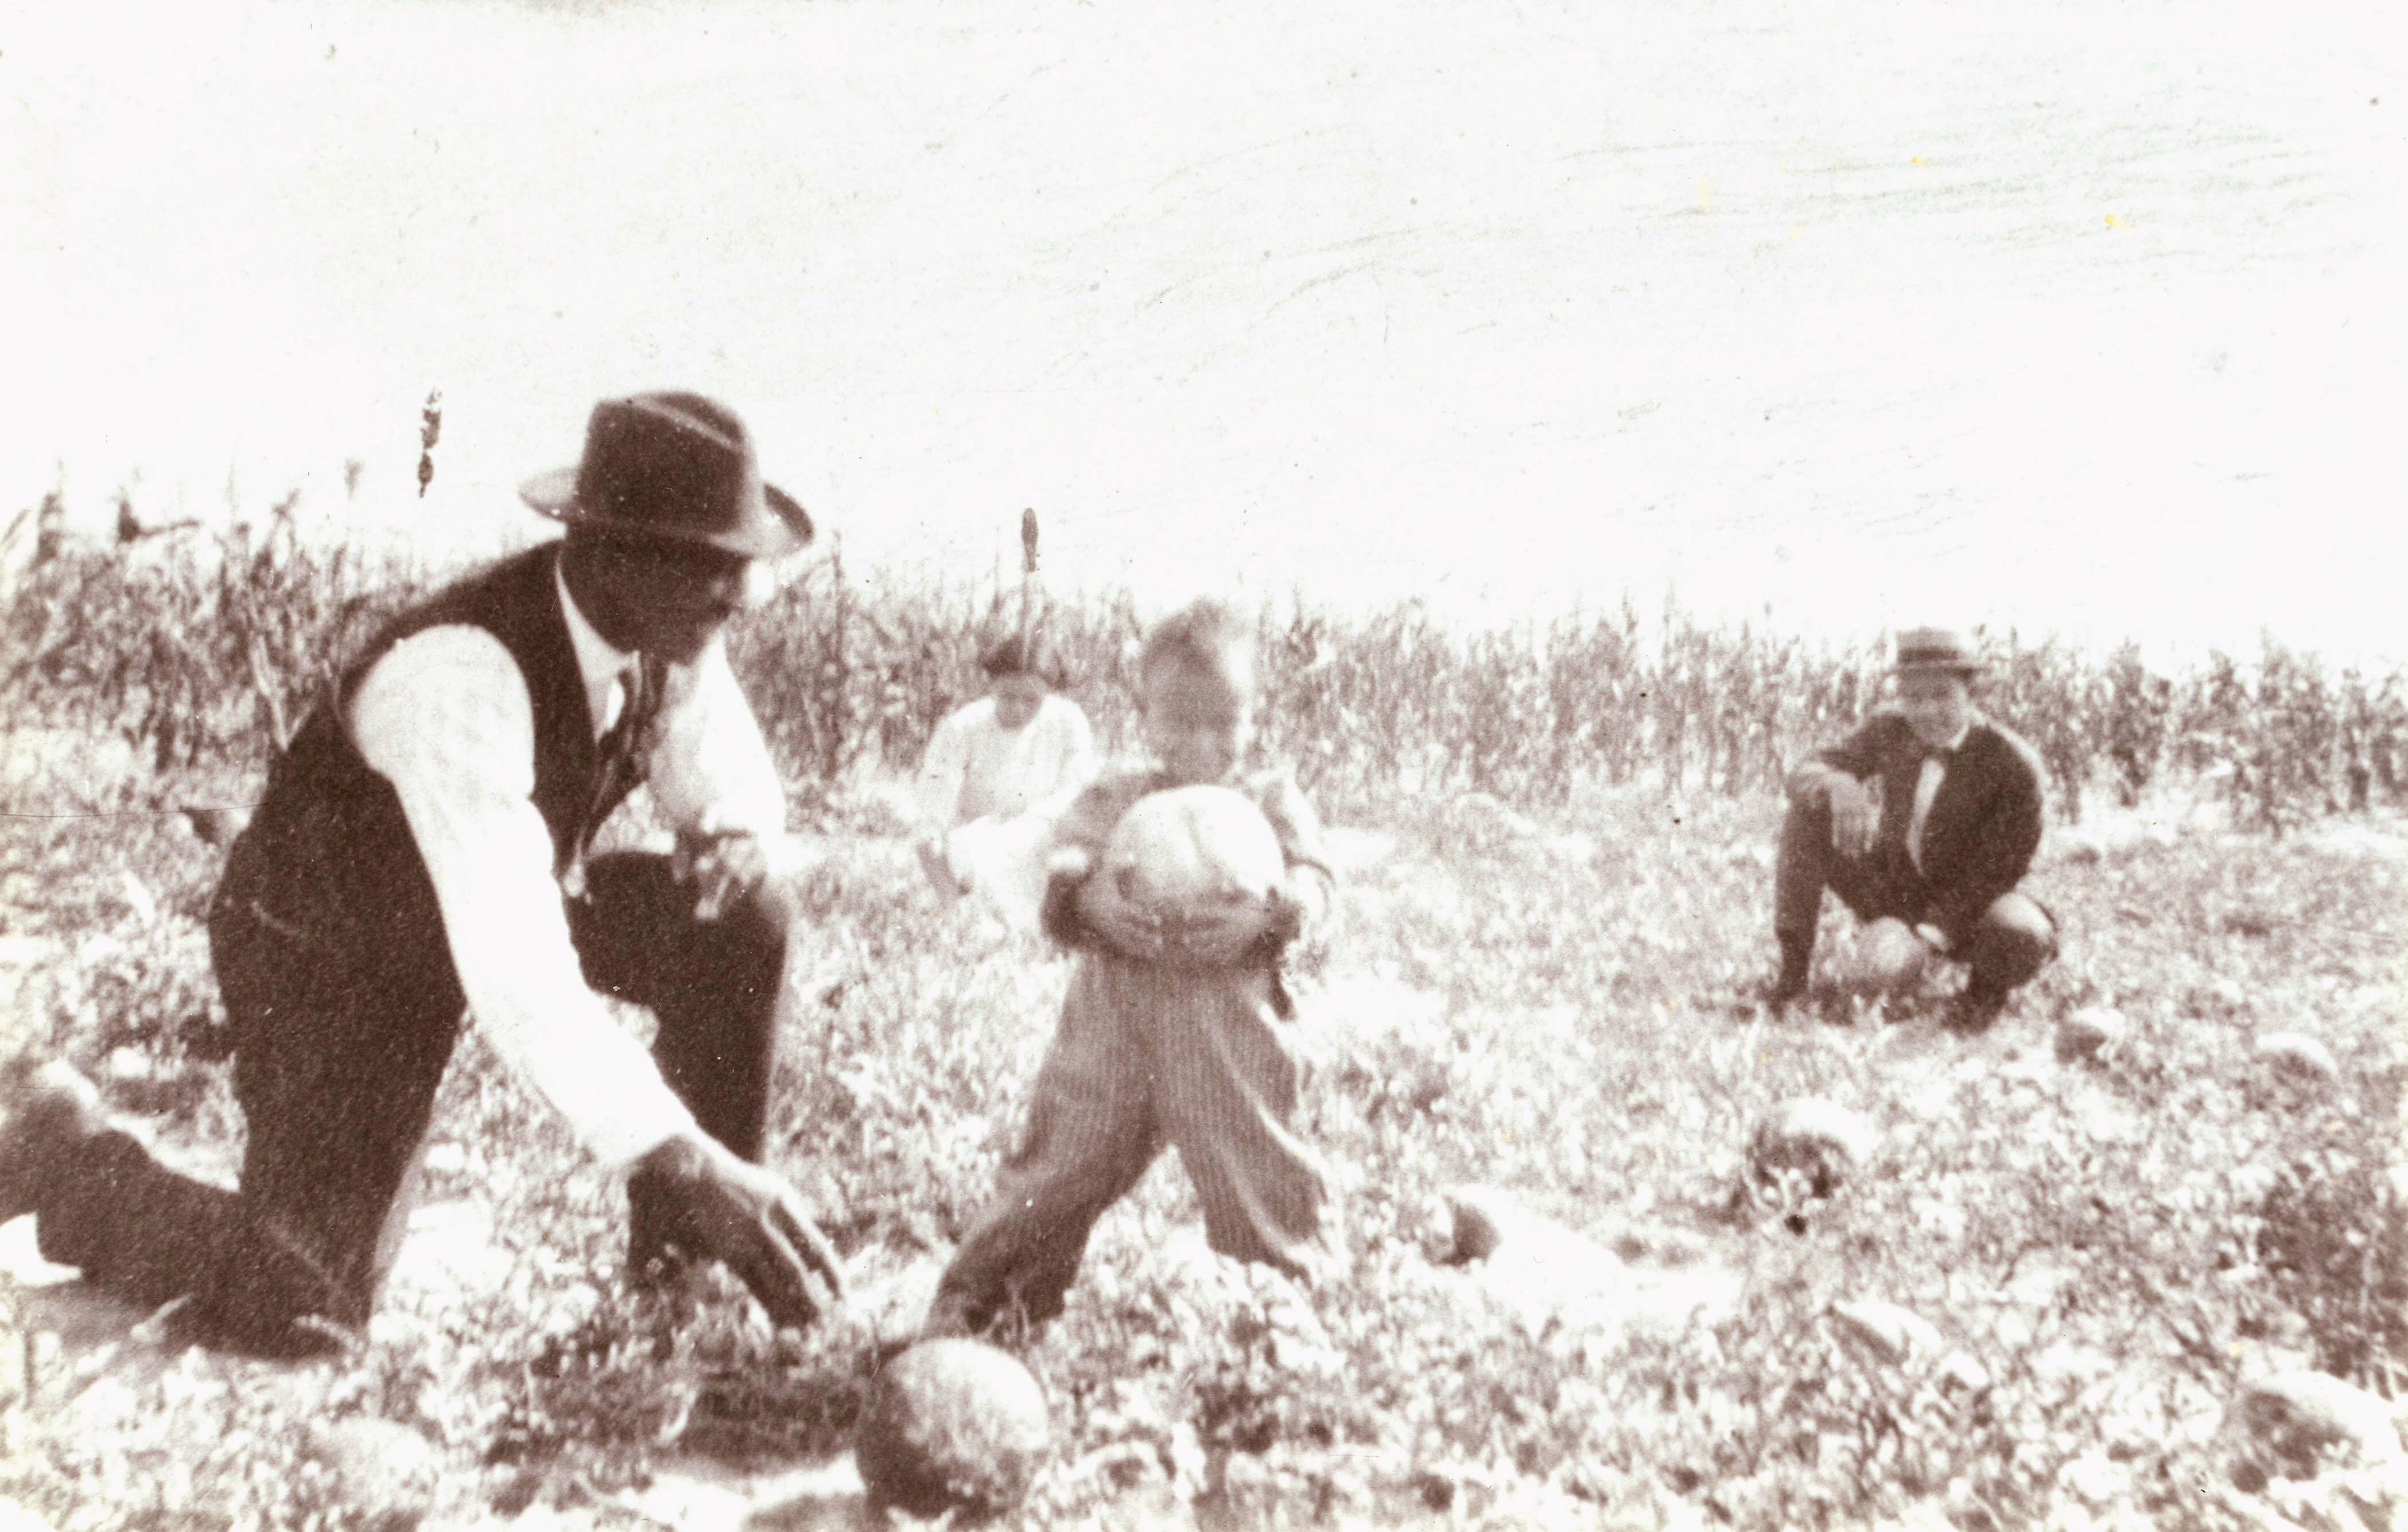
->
[215,544,644,993]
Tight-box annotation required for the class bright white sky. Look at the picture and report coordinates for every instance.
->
[4,0,2403,667]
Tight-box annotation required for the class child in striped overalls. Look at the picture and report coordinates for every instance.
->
[924,598,1341,1339]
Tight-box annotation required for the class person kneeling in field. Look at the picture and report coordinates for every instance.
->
[0,393,844,1354]
[923,598,1342,1341]
[911,634,1097,926]
[1767,626,2059,1031]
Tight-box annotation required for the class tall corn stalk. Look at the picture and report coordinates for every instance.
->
[6,495,2401,828]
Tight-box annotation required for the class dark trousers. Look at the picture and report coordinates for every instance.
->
[30,852,787,1350]
[1774,796,2056,996]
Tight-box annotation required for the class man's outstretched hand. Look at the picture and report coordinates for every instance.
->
[674,824,783,922]
[673,808,832,924]
[636,1132,845,1329]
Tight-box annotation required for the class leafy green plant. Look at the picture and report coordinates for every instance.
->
[4,490,2404,1531]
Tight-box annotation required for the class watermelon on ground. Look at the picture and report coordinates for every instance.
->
[856,1338,1051,1522]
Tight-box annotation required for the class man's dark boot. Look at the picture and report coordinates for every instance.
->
[624,1158,700,1294]
[1946,986,2011,1035]
[1763,934,1813,1009]
[0,1058,108,1224]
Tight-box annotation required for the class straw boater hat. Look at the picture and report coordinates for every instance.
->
[519,392,813,560]
[1894,627,1981,676]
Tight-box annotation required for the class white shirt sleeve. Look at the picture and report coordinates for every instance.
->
[646,634,789,842]
[349,625,700,1172]
[915,708,974,829]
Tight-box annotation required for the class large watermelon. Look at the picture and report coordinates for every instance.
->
[1103,784,1285,916]
[856,1339,1051,1521]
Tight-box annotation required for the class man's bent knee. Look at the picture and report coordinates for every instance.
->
[1970,892,2056,991]
[1984,891,2055,948]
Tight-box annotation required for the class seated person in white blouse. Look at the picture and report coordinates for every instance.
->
[912,634,1096,924]
[0,393,846,1354]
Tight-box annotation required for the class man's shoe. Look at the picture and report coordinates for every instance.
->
[0,1058,108,1223]
[624,1157,706,1295]
[1945,988,2010,1035]
[627,1244,701,1296]
[1758,935,1815,1013]
[147,1295,355,1363]
[1757,960,1811,1013]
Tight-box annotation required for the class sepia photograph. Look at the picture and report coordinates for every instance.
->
[1,0,2402,1526]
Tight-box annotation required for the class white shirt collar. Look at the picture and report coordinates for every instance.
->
[1931,716,1975,755]
[553,549,638,738]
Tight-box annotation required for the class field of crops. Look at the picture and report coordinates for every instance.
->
[2,522,2403,1530]
[7,510,2402,832]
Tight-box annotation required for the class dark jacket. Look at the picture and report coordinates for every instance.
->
[1789,709,2046,935]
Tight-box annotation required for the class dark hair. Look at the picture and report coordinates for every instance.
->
[979,634,1048,679]
[1137,597,1254,688]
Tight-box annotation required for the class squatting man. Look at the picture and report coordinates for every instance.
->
[0,392,847,1353]
[1766,625,2059,1030]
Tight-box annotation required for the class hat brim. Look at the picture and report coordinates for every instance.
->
[518,467,813,560]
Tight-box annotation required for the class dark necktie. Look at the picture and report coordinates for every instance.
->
[585,655,662,845]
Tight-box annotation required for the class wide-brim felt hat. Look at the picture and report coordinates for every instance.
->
[1894,626,1982,676]
[519,391,813,560]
